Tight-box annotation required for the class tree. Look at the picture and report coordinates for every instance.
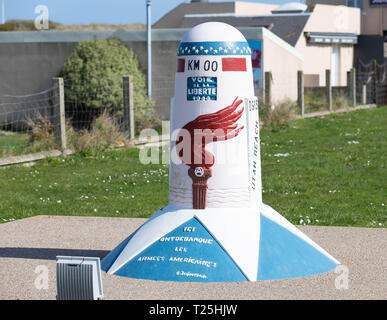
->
[60,37,153,115]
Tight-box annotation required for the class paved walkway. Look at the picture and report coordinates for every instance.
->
[0,215,385,300]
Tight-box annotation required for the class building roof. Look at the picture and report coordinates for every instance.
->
[271,2,308,13]
[179,14,310,47]
[153,2,278,29]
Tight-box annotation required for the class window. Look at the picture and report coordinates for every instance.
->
[346,0,365,14]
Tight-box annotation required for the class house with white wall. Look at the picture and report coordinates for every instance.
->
[154,1,361,89]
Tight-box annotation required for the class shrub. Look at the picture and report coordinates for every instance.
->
[26,114,58,151]
[0,19,61,31]
[304,92,326,113]
[0,24,14,32]
[66,111,129,155]
[135,109,162,134]
[260,99,296,132]
[333,94,350,111]
[60,37,159,131]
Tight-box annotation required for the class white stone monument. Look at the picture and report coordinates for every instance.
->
[101,22,339,282]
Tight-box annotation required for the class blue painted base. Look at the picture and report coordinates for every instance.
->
[105,217,247,282]
[257,215,337,280]
[102,207,338,282]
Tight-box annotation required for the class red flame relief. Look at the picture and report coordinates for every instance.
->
[176,97,244,209]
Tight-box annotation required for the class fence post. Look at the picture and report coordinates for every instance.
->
[325,69,332,112]
[372,59,378,105]
[348,68,356,107]
[361,84,367,105]
[52,77,67,151]
[297,70,304,116]
[123,75,135,141]
[264,71,272,108]
[346,71,350,90]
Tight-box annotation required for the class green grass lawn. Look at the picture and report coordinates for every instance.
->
[0,132,31,158]
[0,131,58,158]
[0,107,386,227]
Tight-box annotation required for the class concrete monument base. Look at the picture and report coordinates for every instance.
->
[101,204,339,282]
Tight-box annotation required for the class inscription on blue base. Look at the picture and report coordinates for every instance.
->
[113,217,247,282]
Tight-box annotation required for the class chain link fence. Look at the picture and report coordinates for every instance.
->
[356,59,387,105]
[63,79,124,131]
[0,75,161,162]
[0,87,61,158]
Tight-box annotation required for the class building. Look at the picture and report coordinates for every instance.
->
[307,0,386,36]
[307,0,387,63]
[155,1,309,103]
[294,3,360,86]
[153,1,279,28]
[154,1,361,87]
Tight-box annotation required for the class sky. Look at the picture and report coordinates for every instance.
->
[2,0,304,25]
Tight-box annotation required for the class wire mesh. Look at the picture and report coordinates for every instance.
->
[303,85,351,113]
[356,59,387,105]
[304,86,326,113]
[0,87,60,157]
[376,62,387,105]
[63,79,124,131]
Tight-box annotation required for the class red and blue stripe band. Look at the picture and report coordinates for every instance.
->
[177,41,251,56]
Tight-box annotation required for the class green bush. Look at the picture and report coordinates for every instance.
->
[66,111,129,156]
[60,38,157,130]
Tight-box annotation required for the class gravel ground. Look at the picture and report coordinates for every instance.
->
[0,215,385,300]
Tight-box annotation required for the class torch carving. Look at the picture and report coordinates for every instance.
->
[176,97,244,209]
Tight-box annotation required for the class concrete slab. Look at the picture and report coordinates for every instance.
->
[0,215,385,300]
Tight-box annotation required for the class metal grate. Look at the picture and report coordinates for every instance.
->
[56,256,103,300]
